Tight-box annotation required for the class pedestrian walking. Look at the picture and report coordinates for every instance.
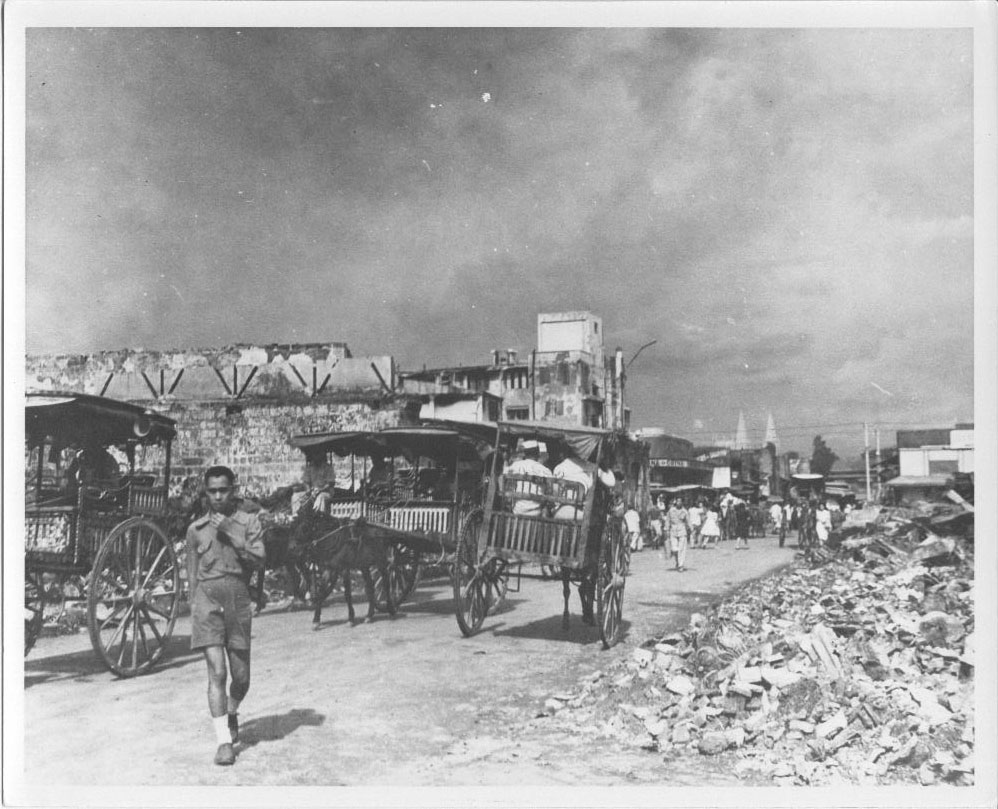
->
[665,498,690,571]
[769,501,783,535]
[186,465,266,766]
[624,503,643,552]
[733,498,751,549]
[700,503,721,548]
[647,501,663,549]
[815,500,832,546]
[687,499,704,548]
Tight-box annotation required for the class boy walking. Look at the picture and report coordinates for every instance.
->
[186,466,266,766]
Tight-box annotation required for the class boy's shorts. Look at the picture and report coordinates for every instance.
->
[190,576,253,651]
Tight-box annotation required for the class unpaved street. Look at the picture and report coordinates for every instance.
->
[22,534,796,788]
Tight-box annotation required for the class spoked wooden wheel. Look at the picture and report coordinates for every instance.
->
[374,542,421,613]
[453,509,490,637]
[596,513,626,649]
[87,517,180,677]
[24,573,44,656]
[483,557,509,614]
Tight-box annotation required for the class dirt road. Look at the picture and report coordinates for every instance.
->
[20,533,796,789]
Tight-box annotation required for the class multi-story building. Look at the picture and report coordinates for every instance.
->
[398,311,627,429]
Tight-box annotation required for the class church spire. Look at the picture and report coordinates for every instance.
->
[764,412,778,448]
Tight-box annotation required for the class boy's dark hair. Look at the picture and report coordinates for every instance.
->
[204,465,236,486]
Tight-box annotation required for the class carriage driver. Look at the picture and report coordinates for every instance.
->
[186,465,266,766]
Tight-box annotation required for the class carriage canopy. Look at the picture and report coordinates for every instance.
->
[25,392,176,450]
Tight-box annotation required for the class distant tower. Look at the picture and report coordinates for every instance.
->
[734,411,750,450]
[764,412,778,449]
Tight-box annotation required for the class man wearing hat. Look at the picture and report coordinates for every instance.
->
[504,439,552,515]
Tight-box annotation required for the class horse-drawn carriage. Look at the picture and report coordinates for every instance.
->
[450,420,636,649]
[24,392,182,676]
[286,423,500,623]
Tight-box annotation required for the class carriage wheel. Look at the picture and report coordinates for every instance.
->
[453,509,490,637]
[374,542,421,613]
[483,557,509,614]
[24,573,44,656]
[596,512,626,649]
[87,517,180,678]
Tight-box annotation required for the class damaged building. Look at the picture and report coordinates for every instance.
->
[397,311,628,430]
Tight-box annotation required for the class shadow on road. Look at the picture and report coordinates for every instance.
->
[24,634,201,688]
[492,613,631,646]
[236,708,325,750]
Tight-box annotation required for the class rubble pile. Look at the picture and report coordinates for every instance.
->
[539,512,975,786]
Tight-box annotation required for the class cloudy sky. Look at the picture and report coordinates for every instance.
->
[22,20,977,460]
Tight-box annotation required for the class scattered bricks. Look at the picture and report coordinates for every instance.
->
[632,647,654,667]
[722,695,746,716]
[788,719,816,734]
[728,681,754,698]
[736,665,763,683]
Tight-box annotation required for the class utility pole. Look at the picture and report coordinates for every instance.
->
[864,422,872,502]
[875,428,882,502]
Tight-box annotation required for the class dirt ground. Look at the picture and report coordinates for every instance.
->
[19,532,797,793]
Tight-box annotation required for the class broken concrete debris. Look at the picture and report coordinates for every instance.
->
[538,508,974,786]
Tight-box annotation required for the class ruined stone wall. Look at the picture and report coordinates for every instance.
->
[163,399,404,497]
[25,343,411,498]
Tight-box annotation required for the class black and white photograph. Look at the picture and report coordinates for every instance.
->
[4,2,996,806]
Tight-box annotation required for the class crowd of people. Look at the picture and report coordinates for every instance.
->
[632,490,849,571]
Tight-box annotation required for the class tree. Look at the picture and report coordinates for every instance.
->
[810,435,839,475]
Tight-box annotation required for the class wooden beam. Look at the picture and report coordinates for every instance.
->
[167,369,184,395]
[212,366,233,396]
[140,371,159,398]
[236,366,258,399]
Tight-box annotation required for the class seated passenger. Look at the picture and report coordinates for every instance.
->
[293,452,337,514]
[548,446,591,521]
[503,439,552,515]
[66,442,121,500]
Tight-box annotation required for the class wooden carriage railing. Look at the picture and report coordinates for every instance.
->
[326,495,456,538]
[486,474,589,566]
[25,477,168,569]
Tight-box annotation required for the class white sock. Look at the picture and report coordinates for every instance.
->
[227,696,241,715]
[213,715,232,745]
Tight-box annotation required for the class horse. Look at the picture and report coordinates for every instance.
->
[302,518,397,627]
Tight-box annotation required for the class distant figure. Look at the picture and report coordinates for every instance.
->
[700,504,721,549]
[815,501,832,545]
[647,501,663,549]
[623,504,642,552]
[769,501,783,534]
[733,499,751,549]
[665,498,691,571]
[687,500,704,548]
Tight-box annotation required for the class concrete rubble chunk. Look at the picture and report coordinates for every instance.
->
[815,710,847,739]
[666,675,695,696]
[698,732,729,756]
[760,666,801,689]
